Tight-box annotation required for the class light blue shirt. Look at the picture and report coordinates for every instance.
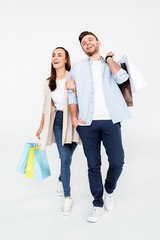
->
[68,56,131,125]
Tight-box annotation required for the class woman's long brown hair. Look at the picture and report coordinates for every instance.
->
[47,47,71,91]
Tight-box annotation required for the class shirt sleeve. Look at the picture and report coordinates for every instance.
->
[68,65,78,105]
[113,61,129,84]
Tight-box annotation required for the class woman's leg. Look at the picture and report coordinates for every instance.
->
[58,142,77,182]
[53,111,74,197]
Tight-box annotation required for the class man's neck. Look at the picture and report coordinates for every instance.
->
[89,52,101,61]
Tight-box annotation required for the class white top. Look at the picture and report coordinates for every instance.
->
[91,61,111,120]
[51,78,65,110]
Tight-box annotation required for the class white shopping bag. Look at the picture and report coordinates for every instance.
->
[119,54,147,93]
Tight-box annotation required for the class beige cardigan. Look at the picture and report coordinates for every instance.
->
[40,71,81,150]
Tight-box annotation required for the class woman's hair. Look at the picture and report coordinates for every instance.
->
[47,47,71,91]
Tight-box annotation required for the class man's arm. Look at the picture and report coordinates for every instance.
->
[106,57,121,75]
[69,103,86,127]
[69,104,79,127]
[106,51,129,84]
[66,76,77,96]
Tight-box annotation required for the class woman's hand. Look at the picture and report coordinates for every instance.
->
[66,75,76,91]
[36,127,43,140]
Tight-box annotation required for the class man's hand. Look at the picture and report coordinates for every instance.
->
[106,51,114,58]
[66,75,76,91]
[72,117,86,128]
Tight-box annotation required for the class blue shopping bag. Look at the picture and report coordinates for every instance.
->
[33,148,51,181]
[16,143,38,174]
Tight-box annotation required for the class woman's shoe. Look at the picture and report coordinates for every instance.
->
[62,198,72,216]
[56,180,64,196]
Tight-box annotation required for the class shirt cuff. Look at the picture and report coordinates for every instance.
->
[113,68,129,84]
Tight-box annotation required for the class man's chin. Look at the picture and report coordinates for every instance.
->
[85,50,95,57]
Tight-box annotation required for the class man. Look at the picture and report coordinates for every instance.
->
[67,31,131,223]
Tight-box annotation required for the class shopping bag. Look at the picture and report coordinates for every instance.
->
[119,53,147,93]
[25,145,39,179]
[16,143,38,174]
[33,148,51,181]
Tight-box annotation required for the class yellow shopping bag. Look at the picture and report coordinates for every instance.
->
[25,145,39,178]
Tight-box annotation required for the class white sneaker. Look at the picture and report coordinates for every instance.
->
[62,198,72,216]
[87,207,104,223]
[104,190,114,212]
[57,180,63,196]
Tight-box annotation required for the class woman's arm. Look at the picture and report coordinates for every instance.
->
[36,113,45,139]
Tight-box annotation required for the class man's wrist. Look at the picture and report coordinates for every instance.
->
[105,55,113,63]
[71,116,78,121]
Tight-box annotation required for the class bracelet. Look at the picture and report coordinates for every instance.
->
[105,55,112,62]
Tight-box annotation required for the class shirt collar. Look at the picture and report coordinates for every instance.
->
[87,56,105,64]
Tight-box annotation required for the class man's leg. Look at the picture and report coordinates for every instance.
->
[76,121,103,207]
[101,120,124,194]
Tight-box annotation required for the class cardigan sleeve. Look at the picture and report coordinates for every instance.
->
[42,80,48,114]
[42,95,46,114]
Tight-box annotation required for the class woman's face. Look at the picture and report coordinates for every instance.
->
[52,48,66,69]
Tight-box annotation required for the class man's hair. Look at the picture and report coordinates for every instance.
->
[78,31,98,43]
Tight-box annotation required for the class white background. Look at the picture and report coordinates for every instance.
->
[0,0,160,239]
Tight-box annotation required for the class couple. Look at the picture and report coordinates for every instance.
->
[36,31,131,223]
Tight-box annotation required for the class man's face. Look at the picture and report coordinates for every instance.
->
[81,35,101,57]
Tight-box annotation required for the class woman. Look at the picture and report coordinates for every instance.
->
[36,47,80,216]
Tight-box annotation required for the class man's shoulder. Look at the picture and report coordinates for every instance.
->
[72,58,88,68]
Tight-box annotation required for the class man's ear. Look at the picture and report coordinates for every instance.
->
[98,40,101,47]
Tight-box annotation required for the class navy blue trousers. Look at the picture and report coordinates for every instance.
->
[76,120,124,207]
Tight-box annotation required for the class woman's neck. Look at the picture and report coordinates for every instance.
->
[56,67,66,80]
